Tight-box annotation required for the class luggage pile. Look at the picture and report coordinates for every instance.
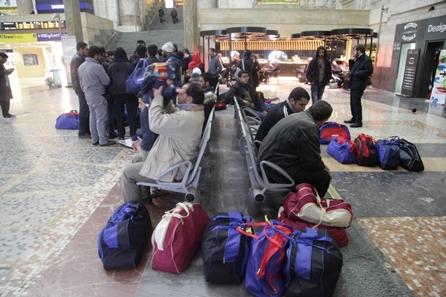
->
[97,183,350,297]
[320,122,424,172]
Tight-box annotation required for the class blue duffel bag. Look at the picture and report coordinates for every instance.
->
[376,137,400,170]
[327,137,357,164]
[55,110,79,130]
[126,58,148,94]
[98,202,151,270]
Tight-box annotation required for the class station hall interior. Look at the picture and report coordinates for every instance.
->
[0,1,445,297]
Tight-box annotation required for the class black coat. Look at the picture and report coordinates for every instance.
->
[258,111,325,182]
[255,101,295,142]
[107,61,135,95]
[349,54,373,91]
[0,63,12,101]
[306,58,332,86]
[70,53,85,94]
[226,82,261,110]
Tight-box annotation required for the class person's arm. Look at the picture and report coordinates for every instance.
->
[297,127,325,171]
[353,58,373,79]
[97,65,111,86]
[70,57,82,91]
[305,60,315,82]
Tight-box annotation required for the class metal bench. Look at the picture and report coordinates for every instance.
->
[136,108,215,202]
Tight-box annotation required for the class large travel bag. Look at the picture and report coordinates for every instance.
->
[376,137,400,170]
[151,202,209,274]
[98,202,151,270]
[202,211,252,284]
[354,133,377,167]
[327,137,357,164]
[319,122,351,144]
[55,110,79,130]
[399,138,424,172]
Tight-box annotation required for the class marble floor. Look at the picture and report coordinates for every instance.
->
[0,78,445,297]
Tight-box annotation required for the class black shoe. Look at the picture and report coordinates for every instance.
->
[4,114,15,118]
[344,119,355,124]
[99,140,116,147]
[92,142,99,146]
[350,123,363,128]
[109,132,118,139]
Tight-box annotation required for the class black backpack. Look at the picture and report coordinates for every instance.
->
[399,138,424,172]
[98,203,151,270]
[202,211,252,284]
[354,133,377,167]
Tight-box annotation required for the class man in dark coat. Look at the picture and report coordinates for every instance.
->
[255,87,310,142]
[0,52,14,118]
[258,100,333,197]
[226,71,262,110]
[344,44,373,128]
[306,46,332,103]
[70,42,89,137]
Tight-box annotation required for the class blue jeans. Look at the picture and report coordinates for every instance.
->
[311,84,326,103]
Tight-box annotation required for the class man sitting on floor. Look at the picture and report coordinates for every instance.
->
[255,87,310,142]
[258,100,333,197]
[121,84,205,203]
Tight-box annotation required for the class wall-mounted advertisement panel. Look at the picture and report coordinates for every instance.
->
[0,0,17,14]
[430,49,446,105]
[35,0,94,14]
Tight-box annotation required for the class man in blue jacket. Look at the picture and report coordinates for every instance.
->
[344,44,373,128]
[78,46,113,146]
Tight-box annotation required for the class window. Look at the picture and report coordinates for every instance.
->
[23,54,39,66]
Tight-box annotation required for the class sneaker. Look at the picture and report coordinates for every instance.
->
[343,119,355,124]
[99,140,116,147]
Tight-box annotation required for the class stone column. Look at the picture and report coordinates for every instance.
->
[198,0,217,9]
[64,0,84,43]
[183,0,199,51]
[118,0,141,31]
[16,0,34,14]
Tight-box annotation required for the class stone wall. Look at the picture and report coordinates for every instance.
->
[80,12,114,44]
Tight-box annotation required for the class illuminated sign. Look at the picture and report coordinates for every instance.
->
[35,0,94,14]
[0,33,37,43]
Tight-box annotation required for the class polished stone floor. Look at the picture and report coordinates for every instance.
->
[1,78,445,297]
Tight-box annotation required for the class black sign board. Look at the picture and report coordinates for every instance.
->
[401,49,420,97]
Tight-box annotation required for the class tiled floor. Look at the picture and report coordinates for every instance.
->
[1,77,445,296]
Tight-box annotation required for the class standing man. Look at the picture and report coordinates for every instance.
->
[344,44,373,128]
[170,7,178,24]
[255,87,310,142]
[258,100,333,197]
[306,46,332,103]
[70,42,89,137]
[0,52,14,118]
[78,46,114,146]
[208,48,223,90]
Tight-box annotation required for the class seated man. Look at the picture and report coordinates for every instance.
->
[258,100,333,197]
[121,83,205,203]
[226,71,260,110]
[255,87,310,142]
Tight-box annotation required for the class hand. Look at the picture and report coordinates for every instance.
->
[153,85,163,99]
[132,138,141,152]
[138,100,146,111]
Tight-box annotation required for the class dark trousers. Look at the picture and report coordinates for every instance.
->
[289,169,331,197]
[310,83,326,103]
[0,98,10,117]
[350,88,364,124]
[106,95,116,137]
[112,94,138,139]
[77,91,90,135]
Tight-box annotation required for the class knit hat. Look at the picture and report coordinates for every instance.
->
[192,67,202,75]
[161,41,175,53]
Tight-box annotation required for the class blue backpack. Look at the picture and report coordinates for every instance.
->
[202,211,253,284]
[284,228,343,297]
[55,110,79,130]
[126,58,148,94]
[98,203,151,270]
[376,137,400,170]
[245,221,293,297]
[327,138,357,164]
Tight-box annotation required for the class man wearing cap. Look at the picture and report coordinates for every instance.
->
[255,87,310,142]
[161,41,182,87]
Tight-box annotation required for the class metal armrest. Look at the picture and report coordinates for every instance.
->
[259,160,294,188]
[155,160,193,187]
[243,107,262,122]
[246,116,261,126]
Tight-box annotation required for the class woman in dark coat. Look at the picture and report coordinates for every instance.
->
[0,52,14,118]
[107,48,137,139]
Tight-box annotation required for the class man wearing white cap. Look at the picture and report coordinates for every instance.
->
[161,41,182,87]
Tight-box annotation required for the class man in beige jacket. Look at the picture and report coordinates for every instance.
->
[121,83,205,203]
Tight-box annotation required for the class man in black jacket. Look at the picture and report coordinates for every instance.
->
[344,44,373,128]
[258,100,333,197]
[70,41,89,137]
[306,46,332,103]
[255,87,310,142]
[226,70,260,108]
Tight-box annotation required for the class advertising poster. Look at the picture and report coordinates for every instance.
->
[0,33,37,43]
[430,49,446,105]
[401,49,420,97]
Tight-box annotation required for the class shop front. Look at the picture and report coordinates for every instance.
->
[392,15,446,99]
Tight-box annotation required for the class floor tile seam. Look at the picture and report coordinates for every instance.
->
[0,164,124,297]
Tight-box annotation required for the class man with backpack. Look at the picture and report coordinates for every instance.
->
[258,100,333,197]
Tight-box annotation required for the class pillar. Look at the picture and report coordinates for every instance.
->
[118,0,142,31]
[64,0,84,43]
[183,0,199,51]
[16,0,34,14]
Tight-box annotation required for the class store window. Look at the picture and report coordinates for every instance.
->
[23,54,39,66]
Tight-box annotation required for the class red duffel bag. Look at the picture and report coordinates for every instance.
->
[283,183,353,228]
[151,202,209,274]
[278,208,350,247]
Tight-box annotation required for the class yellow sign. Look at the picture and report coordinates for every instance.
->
[0,33,38,43]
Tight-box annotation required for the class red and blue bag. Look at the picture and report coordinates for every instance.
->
[283,228,343,297]
[376,137,400,170]
[55,110,79,130]
[327,137,357,164]
[354,133,377,167]
[319,122,351,144]
[202,211,252,284]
